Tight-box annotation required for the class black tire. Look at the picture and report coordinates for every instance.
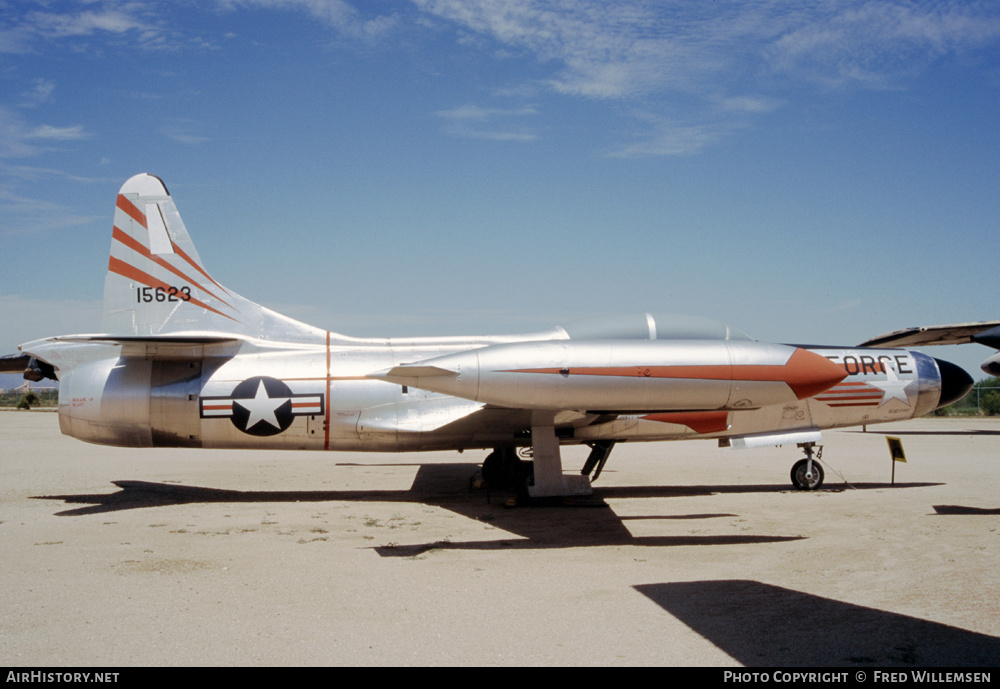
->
[482,449,531,491]
[790,458,824,490]
[481,450,504,487]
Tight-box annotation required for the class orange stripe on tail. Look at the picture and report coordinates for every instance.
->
[107,256,240,323]
[116,194,146,227]
[111,226,235,311]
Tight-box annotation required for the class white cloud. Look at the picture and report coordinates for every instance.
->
[414,1,1000,97]
[407,1,1000,153]
[766,1,1000,85]
[0,2,167,52]
[20,79,56,108]
[14,1,993,158]
[219,0,400,41]
[414,0,684,99]
[0,108,38,158]
[821,299,863,314]
[25,124,91,141]
[435,103,539,140]
[436,104,538,120]
[717,95,782,115]
[0,164,108,185]
[0,26,33,54]
[607,113,736,158]
[0,187,102,235]
[0,108,91,158]
[28,11,136,37]
[160,119,211,145]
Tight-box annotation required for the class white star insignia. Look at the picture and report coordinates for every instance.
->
[236,380,289,430]
[870,362,915,407]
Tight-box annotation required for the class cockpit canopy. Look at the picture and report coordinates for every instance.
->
[558,312,753,342]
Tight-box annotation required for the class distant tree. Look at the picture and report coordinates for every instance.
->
[981,390,1000,416]
[970,377,1000,416]
[930,376,1000,416]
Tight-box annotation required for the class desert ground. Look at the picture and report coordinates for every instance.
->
[2,411,998,666]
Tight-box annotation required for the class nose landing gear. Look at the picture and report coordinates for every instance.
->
[791,442,824,490]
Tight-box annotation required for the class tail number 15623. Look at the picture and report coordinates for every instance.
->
[136,286,192,303]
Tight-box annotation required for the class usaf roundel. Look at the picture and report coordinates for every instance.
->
[200,376,324,436]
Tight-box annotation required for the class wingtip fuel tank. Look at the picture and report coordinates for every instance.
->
[371,340,848,412]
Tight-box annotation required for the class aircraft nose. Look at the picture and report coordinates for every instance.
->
[935,358,974,409]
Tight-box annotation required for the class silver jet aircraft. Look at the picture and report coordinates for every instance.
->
[3,174,974,497]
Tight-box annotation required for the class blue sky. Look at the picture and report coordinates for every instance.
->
[2,0,1000,379]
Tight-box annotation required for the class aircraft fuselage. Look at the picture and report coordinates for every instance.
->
[42,335,949,453]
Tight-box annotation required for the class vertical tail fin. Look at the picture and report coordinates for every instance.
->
[103,173,325,342]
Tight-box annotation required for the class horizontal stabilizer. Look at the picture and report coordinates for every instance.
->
[48,334,242,345]
[21,332,247,368]
[84,334,244,360]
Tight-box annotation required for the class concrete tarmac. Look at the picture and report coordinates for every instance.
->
[2,411,999,666]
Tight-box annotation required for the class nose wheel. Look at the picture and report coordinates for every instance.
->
[791,443,824,490]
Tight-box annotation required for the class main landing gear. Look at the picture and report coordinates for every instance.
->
[481,447,531,493]
[790,442,824,490]
[480,423,617,500]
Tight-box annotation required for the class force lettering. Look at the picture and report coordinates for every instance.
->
[824,354,913,376]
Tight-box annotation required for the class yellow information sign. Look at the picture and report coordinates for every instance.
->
[886,436,906,463]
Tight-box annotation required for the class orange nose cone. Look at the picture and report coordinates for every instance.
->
[783,349,849,400]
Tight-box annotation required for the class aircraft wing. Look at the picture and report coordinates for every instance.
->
[0,353,57,382]
[0,353,31,374]
[860,321,1000,348]
[0,353,29,372]
[861,320,1000,376]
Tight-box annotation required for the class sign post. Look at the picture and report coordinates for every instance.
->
[886,436,906,485]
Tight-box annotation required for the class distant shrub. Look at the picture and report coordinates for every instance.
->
[17,391,39,409]
[981,391,1000,416]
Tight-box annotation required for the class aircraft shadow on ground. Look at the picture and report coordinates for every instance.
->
[933,505,1000,515]
[636,580,1000,666]
[33,463,939,553]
